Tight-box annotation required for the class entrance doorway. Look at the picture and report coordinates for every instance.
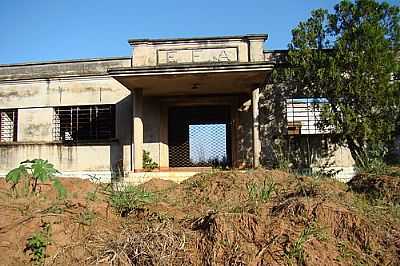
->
[168,105,232,168]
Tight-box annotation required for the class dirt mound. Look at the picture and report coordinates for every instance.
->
[348,173,400,204]
[0,169,399,265]
[138,178,177,192]
[0,177,119,265]
[88,169,399,265]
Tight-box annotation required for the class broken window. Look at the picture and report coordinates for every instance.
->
[286,98,330,135]
[53,105,115,142]
[0,109,17,142]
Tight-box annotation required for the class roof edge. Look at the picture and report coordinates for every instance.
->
[0,56,131,68]
[128,34,268,45]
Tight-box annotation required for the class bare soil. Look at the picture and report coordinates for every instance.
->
[0,169,399,265]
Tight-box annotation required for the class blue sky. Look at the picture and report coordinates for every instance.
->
[0,0,398,64]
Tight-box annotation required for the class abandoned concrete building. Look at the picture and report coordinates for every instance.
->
[0,34,355,182]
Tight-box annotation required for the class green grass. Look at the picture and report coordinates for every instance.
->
[108,185,154,217]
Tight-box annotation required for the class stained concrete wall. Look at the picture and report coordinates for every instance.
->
[0,58,133,178]
[0,77,130,109]
[18,108,54,142]
[130,35,267,67]
[143,97,161,165]
[0,57,131,81]
[0,143,121,179]
[237,96,254,168]
[258,84,355,180]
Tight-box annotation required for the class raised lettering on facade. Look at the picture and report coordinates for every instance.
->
[158,47,238,65]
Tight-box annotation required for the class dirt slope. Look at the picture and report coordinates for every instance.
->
[0,170,399,265]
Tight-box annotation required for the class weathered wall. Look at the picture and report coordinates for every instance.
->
[0,76,131,109]
[0,57,131,81]
[143,97,161,165]
[258,84,355,180]
[0,143,121,179]
[0,58,133,177]
[130,35,267,67]
[237,96,254,168]
[18,108,54,142]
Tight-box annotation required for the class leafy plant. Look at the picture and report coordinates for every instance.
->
[109,185,154,216]
[6,159,66,198]
[143,150,158,171]
[25,222,51,265]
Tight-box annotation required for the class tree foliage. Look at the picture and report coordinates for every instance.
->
[281,0,400,168]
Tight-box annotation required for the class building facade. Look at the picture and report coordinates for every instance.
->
[0,34,355,182]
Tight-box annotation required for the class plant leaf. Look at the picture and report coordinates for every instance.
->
[6,165,28,185]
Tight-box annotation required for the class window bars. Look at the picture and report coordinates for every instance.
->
[0,109,17,142]
[53,105,115,142]
[286,98,329,135]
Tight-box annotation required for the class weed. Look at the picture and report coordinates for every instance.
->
[336,241,366,264]
[76,209,96,226]
[6,159,66,199]
[285,222,326,265]
[24,222,51,265]
[45,204,65,214]
[109,185,154,216]
[143,150,158,171]
[86,191,97,201]
[296,178,320,197]
[186,178,206,189]
[247,177,276,203]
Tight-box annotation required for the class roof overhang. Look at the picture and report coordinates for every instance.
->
[108,62,274,96]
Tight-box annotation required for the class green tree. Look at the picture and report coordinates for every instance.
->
[280,0,400,169]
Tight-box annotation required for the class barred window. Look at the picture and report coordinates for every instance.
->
[53,105,115,142]
[0,109,17,142]
[286,98,330,135]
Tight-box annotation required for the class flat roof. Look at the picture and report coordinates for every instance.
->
[128,34,268,45]
[0,56,131,68]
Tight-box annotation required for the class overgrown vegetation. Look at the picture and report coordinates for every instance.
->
[108,185,154,216]
[143,150,158,171]
[278,0,400,171]
[5,159,66,198]
[247,177,277,203]
[24,222,51,265]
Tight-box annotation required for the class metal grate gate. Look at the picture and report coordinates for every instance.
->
[168,106,231,168]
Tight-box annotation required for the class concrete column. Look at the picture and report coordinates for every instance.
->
[252,88,261,168]
[133,88,143,172]
[159,104,169,170]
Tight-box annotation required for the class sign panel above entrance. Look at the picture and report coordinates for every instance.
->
[157,47,238,65]
[128,34,268,67]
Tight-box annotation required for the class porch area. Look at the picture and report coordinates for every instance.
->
[109,62,273,181]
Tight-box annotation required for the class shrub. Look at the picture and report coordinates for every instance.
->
[25,222,51,265]
[143,150,158,171]
[109,185,154,216]
[6,159,66,198]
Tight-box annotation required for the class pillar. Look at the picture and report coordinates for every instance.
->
[252,88,261,168]
[133,88,143,172]
[159,104,169,170]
